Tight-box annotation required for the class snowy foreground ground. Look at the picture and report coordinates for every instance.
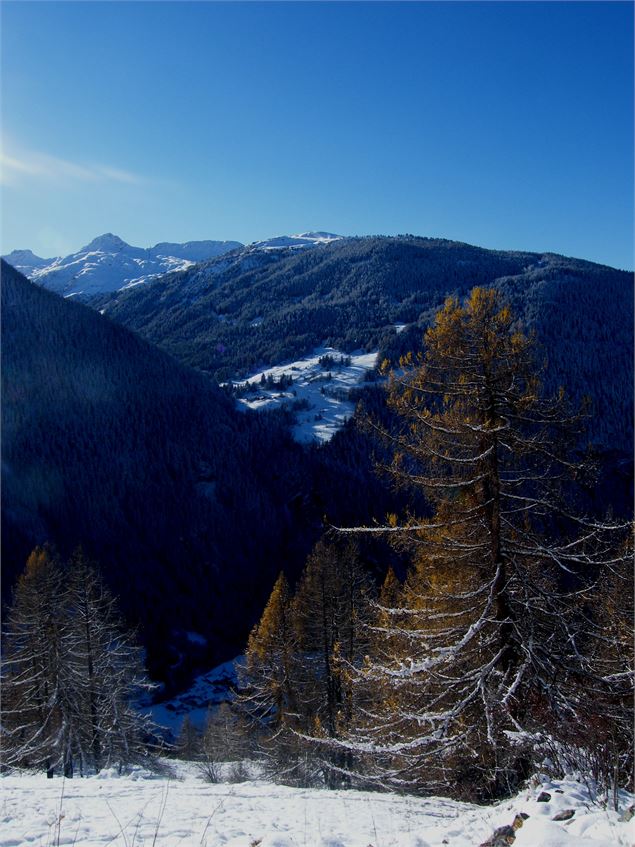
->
[1,763,633,847]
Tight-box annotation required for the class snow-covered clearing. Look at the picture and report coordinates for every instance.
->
[1,766,631,847]
[234,347,378,444]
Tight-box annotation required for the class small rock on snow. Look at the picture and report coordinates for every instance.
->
[551,809,575,821]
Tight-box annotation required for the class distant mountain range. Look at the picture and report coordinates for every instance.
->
[2,234,242,298]
[1,231,342,298]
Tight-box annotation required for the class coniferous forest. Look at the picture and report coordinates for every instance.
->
[2,257,632,805]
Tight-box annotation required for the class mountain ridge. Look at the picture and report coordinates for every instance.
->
[2,231,347,297]
[2,234,244,297]
[90,234,633,454]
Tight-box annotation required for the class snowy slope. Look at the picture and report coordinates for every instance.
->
[2,233,243,298]
[1,767,631,847]
[249,231,343,252]
[233,346,378,444]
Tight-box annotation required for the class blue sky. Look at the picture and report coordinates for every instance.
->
[1,1,633,268]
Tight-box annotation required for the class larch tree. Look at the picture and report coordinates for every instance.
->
[239,572,301,779]
[543,543,634,805]
[292,539,371,737]
[339,288,631,799]
[1,546,156,776]
[290,537,373,786]
[176,714,201,761]
[239,545,375,787]
[65,548,155,772]
[1,546,74,777]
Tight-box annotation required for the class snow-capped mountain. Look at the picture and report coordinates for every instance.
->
[3,248,57,276]
[2,232,343,298]
[248,231,343,252]
[2,234,243,298]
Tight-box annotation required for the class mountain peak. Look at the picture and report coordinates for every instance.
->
[10,235,242,297]
[4,248,48,262]
[1,248,56,272]
[81,233,130,253]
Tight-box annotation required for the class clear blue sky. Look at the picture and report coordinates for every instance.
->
[1,1,633,268]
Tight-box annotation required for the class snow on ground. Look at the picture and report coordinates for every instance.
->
[1,767,632,847]
[234,347,378,444]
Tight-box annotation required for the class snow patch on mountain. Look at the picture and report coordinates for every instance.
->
[232,346,378,444]
[2,234,243,298]
[248,231,343,252]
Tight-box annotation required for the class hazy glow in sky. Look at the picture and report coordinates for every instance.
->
[1,1,633,268]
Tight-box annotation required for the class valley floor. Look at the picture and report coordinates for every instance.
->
[1,763,632,847]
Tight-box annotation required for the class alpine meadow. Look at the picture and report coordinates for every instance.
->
[1,2,633,846]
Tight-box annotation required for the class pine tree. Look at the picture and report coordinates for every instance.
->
[340,288,631,798]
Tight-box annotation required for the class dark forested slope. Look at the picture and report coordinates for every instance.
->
[95,236,633,452]
[1,261,313,683]
[95,237,533,379]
